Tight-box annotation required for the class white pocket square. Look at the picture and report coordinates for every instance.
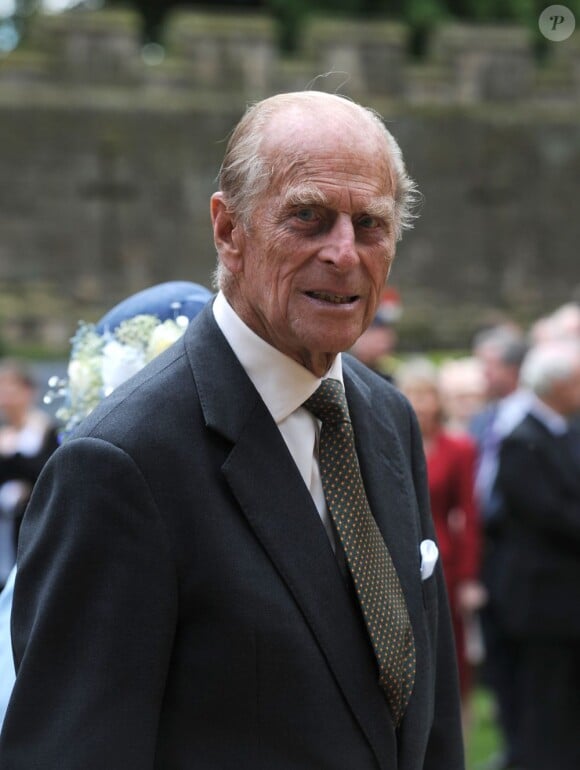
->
[420,539,439,581]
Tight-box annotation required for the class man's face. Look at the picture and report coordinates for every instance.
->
[401,383,440,433]
[478,346,519,400]
[214,109,397,376]
[0,373,34,422]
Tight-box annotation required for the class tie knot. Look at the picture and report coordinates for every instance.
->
[303,378,350,425]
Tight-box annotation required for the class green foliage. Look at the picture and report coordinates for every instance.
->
[407,0,448,27]
[265,0,311,52]
[8,0,576,55]
[405,0,449,56]
[266,0,364,52]
[461,0,535,23]
[466,687,503,769]
[313,0,362,12]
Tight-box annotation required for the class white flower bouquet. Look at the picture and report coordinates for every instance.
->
[46,314,188,439]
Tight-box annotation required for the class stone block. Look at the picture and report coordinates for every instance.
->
[303,17,407,97]
[29,10,142,85]
[405,63,454,104]
[271,57,327,94]
[0,10,579,351]
[165,12,276,96]
[548,33,580,100]
[430,23,534,103]
[0,51,50,87]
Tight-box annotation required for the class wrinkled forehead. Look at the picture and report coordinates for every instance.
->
[259,100,394,194]
[263,99,387,153]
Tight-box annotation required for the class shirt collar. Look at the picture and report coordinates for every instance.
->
[493,388,534,436]
[213,291,343,424]
[529,394,569,436]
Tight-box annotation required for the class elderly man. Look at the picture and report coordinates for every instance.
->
[0,92,463,769]
[495,340,580,770]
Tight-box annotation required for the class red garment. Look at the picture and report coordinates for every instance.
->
[425,430,481,695]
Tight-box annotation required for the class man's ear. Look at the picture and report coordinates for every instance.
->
[211,192,245,275]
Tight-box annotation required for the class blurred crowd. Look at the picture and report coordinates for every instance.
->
[1,295,579,770]
[356,297,580,770]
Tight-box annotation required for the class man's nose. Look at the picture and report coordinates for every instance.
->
[318,215,359,268]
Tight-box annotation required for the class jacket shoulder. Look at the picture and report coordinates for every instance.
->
[342,354,417,447]
[72,337,194,448]
[503,413,545,446]
[342,354,406,408]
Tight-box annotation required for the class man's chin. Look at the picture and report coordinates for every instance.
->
[297,338,363,374]
[310,322,366,349]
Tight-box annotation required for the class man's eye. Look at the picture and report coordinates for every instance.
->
[295,208,318,222]
[358,215,381,229]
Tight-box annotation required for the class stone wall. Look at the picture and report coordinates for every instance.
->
[0,8,579,350]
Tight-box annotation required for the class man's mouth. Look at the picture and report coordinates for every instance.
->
[306,291,358,305]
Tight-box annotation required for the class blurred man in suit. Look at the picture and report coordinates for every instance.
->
[0,91,463,769]
[469,327,530,770]
[496,339,580,770]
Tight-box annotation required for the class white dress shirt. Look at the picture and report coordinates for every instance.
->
[213,291,342,549]
[475,388,533,514]
[0,566,16,727]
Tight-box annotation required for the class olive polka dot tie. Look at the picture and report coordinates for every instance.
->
[304,378,416,725]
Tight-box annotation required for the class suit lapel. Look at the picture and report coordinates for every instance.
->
[185,306,396,767]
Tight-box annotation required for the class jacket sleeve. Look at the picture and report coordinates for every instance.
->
[0,437,179,769]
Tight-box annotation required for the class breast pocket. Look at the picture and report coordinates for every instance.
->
[421,573,439,618]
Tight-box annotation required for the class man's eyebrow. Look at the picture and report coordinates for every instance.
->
[363,197,395,221]
[281,185,395,221]
[281,184,329,208]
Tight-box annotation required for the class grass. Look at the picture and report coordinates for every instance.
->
[465,687,503,770]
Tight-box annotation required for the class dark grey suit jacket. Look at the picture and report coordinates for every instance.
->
[495,413,580,639]
[0,303,463,769]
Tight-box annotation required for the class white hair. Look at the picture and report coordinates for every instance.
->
[395,356,440,391]
[519,340,580,396]
[529,303,580,345]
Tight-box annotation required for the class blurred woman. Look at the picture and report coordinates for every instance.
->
[397,358,485,726]
[0,360,59,587]
[439,357,486,435]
